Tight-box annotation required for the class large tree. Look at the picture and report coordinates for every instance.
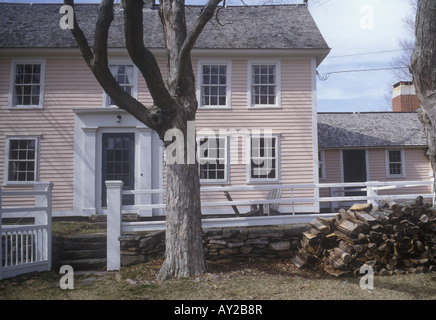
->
[64,0,223,280]
[410,0,436,180]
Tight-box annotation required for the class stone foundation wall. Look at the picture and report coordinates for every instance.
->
[119,224,308,267]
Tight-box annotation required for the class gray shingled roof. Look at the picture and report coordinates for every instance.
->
[318,112,427,148]
[0,3,329,52]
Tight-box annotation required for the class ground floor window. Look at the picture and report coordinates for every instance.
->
[5,137,39,183]
[198,136,228,183]
[248,134,279,182]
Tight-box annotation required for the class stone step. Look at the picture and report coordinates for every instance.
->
[61,249,106,260]
[62,241,106,251]
[63,233,107,243]
[55,258,107,271]
[54,233,108,271]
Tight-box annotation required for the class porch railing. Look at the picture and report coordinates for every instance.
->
[0,182,53,280]
[105,179,434,270]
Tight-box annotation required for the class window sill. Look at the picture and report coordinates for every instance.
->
[9,105,43,110]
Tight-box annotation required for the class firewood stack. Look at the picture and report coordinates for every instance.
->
[292,196,436,276]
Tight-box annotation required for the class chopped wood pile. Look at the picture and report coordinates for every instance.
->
[292,197,436,276]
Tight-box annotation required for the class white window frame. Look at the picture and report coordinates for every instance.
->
[197,135,229,184]
[103,62,138,108]
[4,136,40,185]
[9,59,46,109]
[248,60,281,109]
[318,150,326,180]
[247,134,280,183]
[197,60,231,109]
[386,149,406,178]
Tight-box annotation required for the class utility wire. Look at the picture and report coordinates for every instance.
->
[326,49,404,59]
[317,66,408,81]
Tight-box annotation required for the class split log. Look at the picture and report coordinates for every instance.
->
[310,219,331,234]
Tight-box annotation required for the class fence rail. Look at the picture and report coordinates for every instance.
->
[0,182,53,280]
[105,179,434,270]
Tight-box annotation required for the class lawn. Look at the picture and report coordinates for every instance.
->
[1,258,435,301]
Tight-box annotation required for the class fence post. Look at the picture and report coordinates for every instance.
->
[106,180,124,271]
[366,184,378,207]
[34,182,54,269]
[0,188,3,280]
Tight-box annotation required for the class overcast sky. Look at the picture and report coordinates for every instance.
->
[1,0,415,113]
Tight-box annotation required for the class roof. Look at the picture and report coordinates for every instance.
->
[318,112,427,148]
[0,3,329,54]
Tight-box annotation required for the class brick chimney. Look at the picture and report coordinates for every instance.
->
[392,81,421,112]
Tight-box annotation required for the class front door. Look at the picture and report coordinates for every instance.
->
[343,149,366,196]
[102,133,135,207]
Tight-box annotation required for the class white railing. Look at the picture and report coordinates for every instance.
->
[0,182,53,280]
[105,179,434,271]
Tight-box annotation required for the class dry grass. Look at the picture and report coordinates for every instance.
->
[1,258,435,300]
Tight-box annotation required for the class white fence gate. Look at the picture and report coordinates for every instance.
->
[0,182,53,280]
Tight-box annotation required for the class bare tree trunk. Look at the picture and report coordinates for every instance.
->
[411,0,436,179]
[157,162,205,280]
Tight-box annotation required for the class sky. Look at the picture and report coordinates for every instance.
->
[0,0,416,113]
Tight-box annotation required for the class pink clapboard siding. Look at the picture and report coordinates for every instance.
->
[0,54,316,214]
[195,59,315,213]
[0,56,101,211]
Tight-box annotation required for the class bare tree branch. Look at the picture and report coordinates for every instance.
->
[177,0,223,90]
[123,0,177,125]
[64,0,155,128]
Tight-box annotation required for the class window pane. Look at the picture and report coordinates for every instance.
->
[250,136,277,180]
[198,137,227,181]
[201,64,227,107]
[13,63,42,106]
[8,139,37,182]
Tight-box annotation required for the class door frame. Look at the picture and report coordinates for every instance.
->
[340,149,369,184]
[101,132,136,207]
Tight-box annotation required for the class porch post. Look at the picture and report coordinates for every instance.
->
[106,180,123,271]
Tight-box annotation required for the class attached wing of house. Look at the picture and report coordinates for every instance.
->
[317,111,431,212]
[0,2,330,217]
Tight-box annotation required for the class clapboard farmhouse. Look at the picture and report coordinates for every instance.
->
[0,2,331,217]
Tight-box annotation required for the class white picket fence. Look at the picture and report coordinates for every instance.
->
[105,179,434,270]
[0,182,53,280]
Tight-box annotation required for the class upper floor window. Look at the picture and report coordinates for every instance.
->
[249,62,280,108]
[248,134,280,182]
[5,137,40,184]
[199,63,230,108]
[387,149,405,178]
[105,64,137,107]
[10,61,45,108]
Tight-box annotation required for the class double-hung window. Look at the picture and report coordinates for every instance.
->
[197,136,228,183]
[199,63,230,108]
[387,149,405,178]
[248,134,279,182]
[5,137,39,184]
[10,61,45,108]
[105,64,137,107]
[250,62,280,108]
